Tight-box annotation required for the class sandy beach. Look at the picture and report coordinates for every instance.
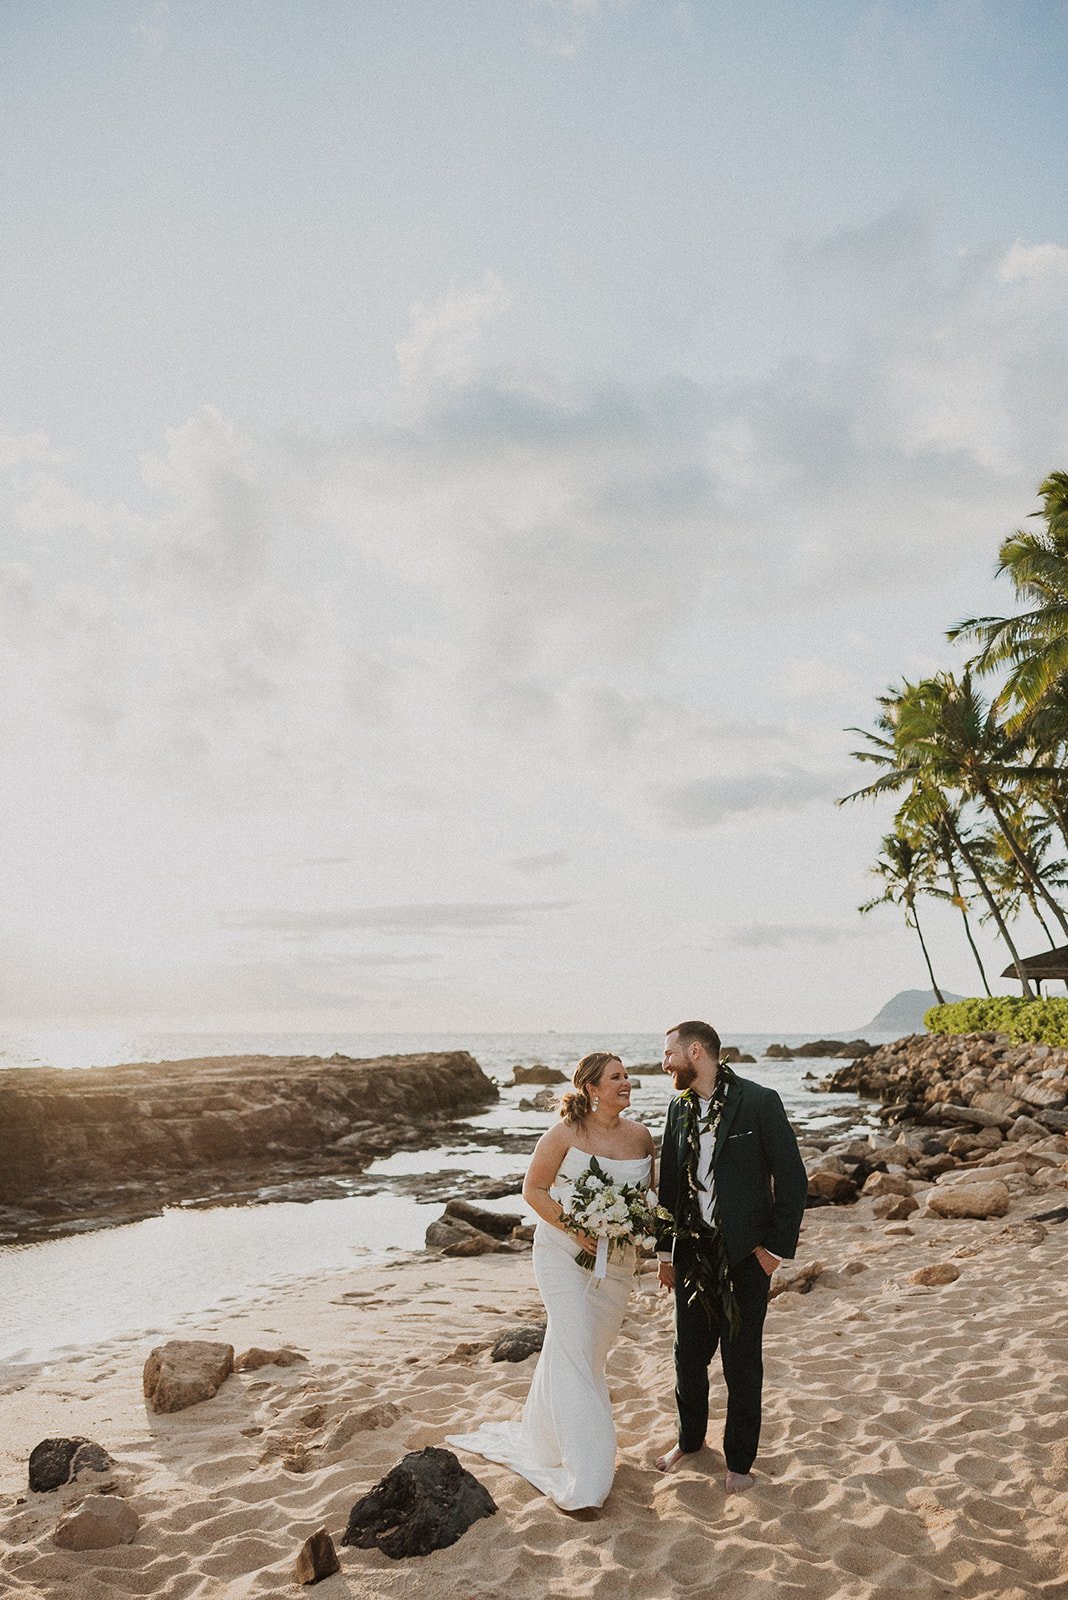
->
[2,1170,1067,1600]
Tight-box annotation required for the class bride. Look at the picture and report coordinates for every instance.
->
[447,1051,655,1512]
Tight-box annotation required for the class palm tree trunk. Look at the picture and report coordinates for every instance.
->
[1025,890,1059,950]
[908,897,945,1005]
[959,905,993,994]
[1044,787,1068,860]
[947,813,1036,998]
[939,841,992,995]
[980,783,1068,938]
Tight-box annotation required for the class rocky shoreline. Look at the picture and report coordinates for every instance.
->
[0,1052,499,1244]
[798,1031,1068,1218]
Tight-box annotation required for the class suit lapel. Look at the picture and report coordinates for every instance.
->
[712,1077,744,1167]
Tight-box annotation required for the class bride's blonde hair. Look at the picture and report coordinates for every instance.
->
[558,1051,621,1126]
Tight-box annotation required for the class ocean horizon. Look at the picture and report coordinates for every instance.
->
[0,1025,900,1076]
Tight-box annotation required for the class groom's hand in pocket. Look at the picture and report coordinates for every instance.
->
[753,1246,779,1276]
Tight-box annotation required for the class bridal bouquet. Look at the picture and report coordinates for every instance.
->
[561,1156,671,1279]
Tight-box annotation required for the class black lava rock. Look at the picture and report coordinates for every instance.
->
[490,1322,546,1363]
[341,1446,496,1559]
[28,1437,113,1493]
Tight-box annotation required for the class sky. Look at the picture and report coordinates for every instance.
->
[2,0,1068,1035]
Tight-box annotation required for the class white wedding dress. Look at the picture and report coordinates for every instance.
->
[447,1146,652,1510]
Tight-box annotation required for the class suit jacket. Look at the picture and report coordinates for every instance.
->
[657,1075,808,1267]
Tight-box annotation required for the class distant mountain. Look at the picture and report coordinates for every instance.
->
[850,989,965,1035]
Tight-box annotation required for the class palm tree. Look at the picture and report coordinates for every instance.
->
[976,810,1068,952]
[1017,677,1068,857]
[859,831,946,1004]
[841,683,1038,996]
[893,671,1068,940]
[950,472,1068,721]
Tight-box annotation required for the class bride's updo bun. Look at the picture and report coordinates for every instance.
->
[559,1051,621,1126]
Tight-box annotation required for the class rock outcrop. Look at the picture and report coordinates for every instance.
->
[512,1064,566,1085]
[0,1050,497,1240]
[767,1039,874,1060]
[821,1033,1068,1138]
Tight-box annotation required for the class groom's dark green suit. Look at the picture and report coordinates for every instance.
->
[657,1074,807,1473]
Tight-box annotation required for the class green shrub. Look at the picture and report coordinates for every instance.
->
[925,996,1068,1047]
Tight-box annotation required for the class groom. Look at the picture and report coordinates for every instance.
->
[655,1019,807,1492]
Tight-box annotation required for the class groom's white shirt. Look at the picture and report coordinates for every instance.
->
[695,1092,716,1226]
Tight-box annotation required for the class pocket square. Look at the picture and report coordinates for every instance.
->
[728,1130,755,1140]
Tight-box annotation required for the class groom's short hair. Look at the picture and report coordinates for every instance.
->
[668,1020,721,1060]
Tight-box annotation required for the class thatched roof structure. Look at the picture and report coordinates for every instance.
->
[1002,945,1068,988]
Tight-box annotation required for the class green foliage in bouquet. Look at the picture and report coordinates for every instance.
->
[560,1155,671,1273]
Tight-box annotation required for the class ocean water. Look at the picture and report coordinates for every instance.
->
[0,1029,892,1369]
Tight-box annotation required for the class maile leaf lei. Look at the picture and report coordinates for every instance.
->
[675,1069,741,1337]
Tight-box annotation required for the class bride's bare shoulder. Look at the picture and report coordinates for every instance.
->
[624,1118,655,1153]
[534,1121,576,1157]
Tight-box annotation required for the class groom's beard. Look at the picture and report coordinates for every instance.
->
[669,1064,697,1091]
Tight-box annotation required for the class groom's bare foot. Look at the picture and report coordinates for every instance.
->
[725,1471,755,1494]
[655,1445,697,1473]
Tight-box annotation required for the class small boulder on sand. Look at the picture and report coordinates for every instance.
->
[909,1263,961,1287]
[342,1446,496,1558]
[925,1180,1010,1220]
[862,1172,914,1199]
[295,1528,341,1584]
[425,1216,500,1256]
[491,1323,546,1362]
[235,1346,307,1372]
[328,1402,406,1450]
[28,1437,114,1493]
[807,1169,858,1204]
[871,1192,919,1220]
[143,1340,234,1413]
[443,1199,523,1239]
[53,1494,138,1550]
[771,1260,824,1297]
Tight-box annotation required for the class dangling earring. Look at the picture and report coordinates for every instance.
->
[592,1096,600,1110]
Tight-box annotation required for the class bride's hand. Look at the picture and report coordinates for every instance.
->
[574,1230,599,1255]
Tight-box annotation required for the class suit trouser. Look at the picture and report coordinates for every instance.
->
[673,1247,770,1473]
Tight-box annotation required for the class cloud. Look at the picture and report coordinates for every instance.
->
[395,274,512,391]
[4,223,1068,829]
[998,242,1068,283]
[0,431,54,471]
[650,768,835,830]
[703,922,868,951]
[511,850,570,874]
[134,2,171,56]
[0,933,397,1022]
[527,0,603,56]
[223,902,574,938]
